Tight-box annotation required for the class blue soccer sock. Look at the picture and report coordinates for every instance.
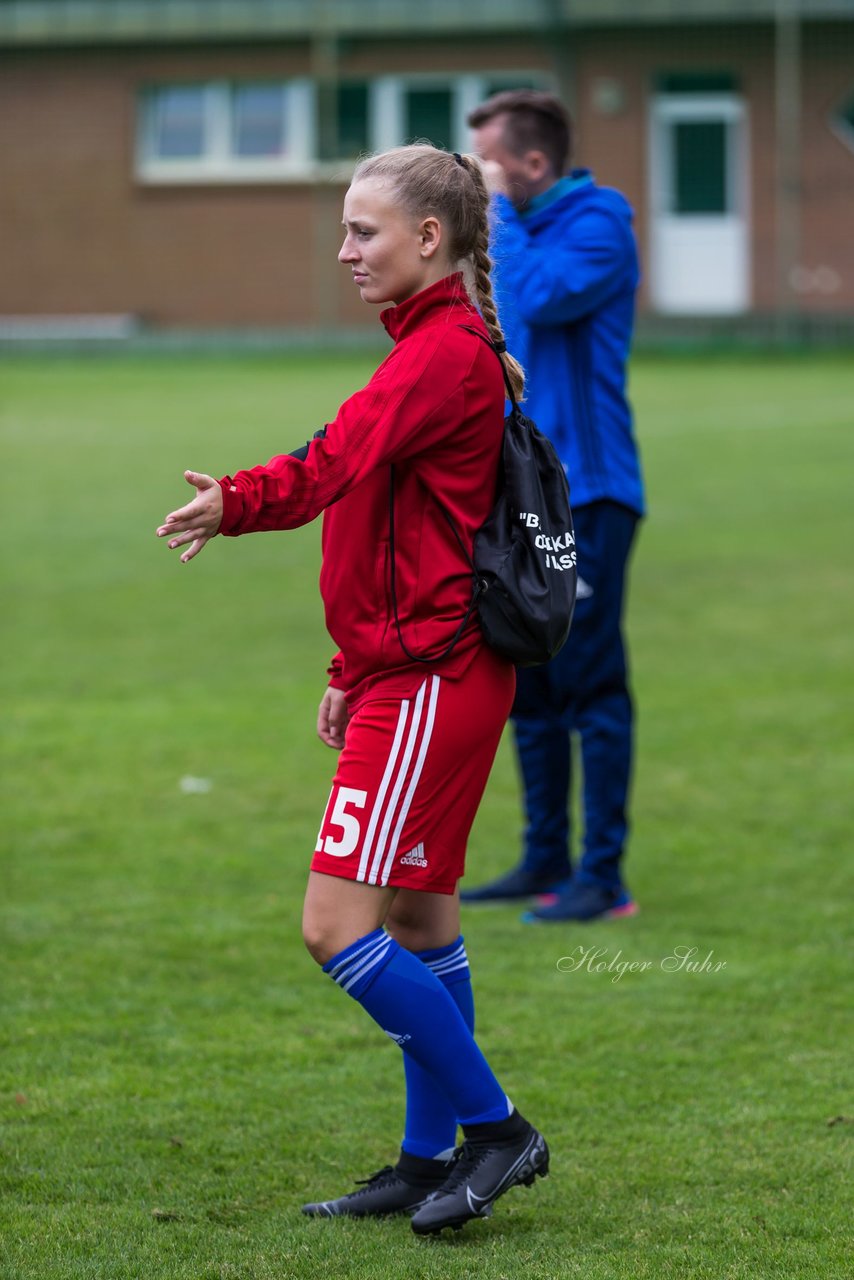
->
[323,928,510,1128]
[401,937,475,1159]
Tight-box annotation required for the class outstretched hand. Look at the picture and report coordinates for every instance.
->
[156,470,223,563]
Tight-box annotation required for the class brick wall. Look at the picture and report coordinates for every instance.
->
[1,25,852,327]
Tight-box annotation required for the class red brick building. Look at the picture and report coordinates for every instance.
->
[1,0,852,335]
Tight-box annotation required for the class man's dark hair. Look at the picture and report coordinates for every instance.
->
[467,90,572,176]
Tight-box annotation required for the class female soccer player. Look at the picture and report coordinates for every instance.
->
[156,144,549,1235]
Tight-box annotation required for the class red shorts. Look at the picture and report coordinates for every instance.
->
[311,644,515,894]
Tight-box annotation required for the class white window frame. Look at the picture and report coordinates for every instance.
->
[649,94,748,220]
[367,71,553,158]
[647,91,751,315]
[136,71,551,183]
[137,79,316,184]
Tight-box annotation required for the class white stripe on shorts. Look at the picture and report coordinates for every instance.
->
[367,679,427,885]
[356,696,411,883]
[350,676,442,888]
[379,675,440,886]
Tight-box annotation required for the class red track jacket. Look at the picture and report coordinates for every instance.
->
[217,274,506,708]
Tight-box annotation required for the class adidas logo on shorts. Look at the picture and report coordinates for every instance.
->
[400,842,428,868]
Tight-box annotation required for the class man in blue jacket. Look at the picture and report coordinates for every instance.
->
[461,90,644,921]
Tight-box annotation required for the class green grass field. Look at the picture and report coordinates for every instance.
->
[2,351,852,1279]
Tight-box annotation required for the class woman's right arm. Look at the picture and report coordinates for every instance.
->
[216,337,467,537]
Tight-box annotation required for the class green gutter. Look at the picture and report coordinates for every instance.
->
[1,0,852,47]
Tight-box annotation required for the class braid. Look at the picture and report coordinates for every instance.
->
[457,155,526,402]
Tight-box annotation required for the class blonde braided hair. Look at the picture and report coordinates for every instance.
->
[455,152,525,402]
[353,144,525,402]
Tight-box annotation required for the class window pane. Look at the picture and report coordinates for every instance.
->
[318,83,369,161]
[336,83,370,157]
[657,72,737,94]
[484,78,539,98]
[232,85,286,158]
[673,120,727,214]
[836,91,854,133]
[405,88,453,150]
[152,86,206,159]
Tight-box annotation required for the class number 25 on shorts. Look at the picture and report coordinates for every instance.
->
[316,785,368,858]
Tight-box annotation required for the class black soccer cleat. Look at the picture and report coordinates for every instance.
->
[410,1112,549,1235]
[301,1150,451,1219]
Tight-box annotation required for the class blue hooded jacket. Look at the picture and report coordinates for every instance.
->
[490,171,644,516]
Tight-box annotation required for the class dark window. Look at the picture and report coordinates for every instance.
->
[834,90,854,135]
[657,72,737,95]
[483,77,539,98]
[673,120,728,214]
[317,83,370,161]
[337,83,370,158]
[405,88,453,150]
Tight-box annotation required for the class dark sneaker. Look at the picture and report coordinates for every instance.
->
[460,866,570,902]
[302,1150,450,1218]
[410,1113,549,1235]
[524,882,637,923]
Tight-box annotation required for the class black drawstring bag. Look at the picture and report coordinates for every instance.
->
[390,330,576,668]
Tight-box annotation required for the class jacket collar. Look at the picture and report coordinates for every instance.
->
[520,169,594,222]
[381,273,473,343]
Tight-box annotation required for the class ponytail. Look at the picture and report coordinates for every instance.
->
[455,154,526,403]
